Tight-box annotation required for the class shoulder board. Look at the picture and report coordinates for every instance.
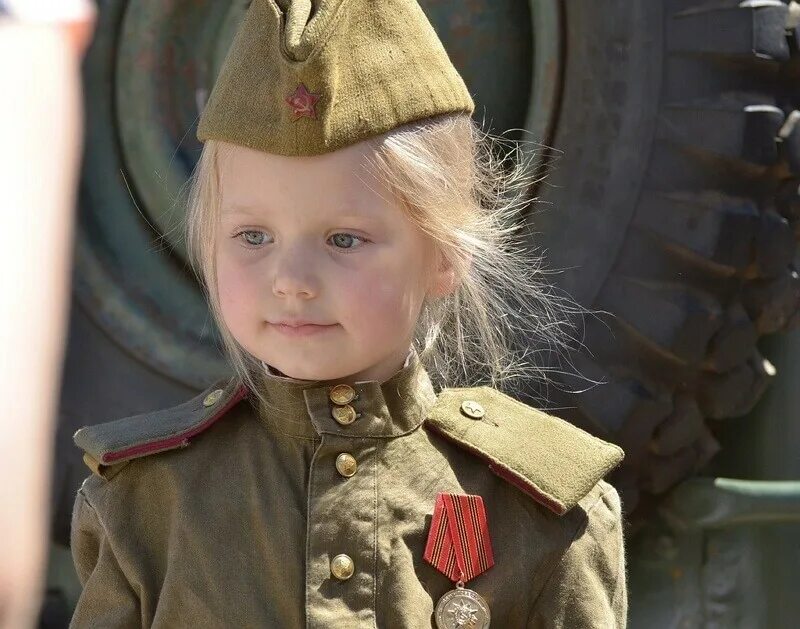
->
[72,377,249,480]
[423,386,625,516]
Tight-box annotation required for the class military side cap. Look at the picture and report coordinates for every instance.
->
[196,0,475,156]
[72,378,249,480]
[423,387,626,516]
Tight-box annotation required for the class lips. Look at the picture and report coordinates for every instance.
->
[269,320,337,337]
[273,320,325,327]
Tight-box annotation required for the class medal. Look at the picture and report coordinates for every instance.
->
[424,492,494,628]
[434,581,491,628]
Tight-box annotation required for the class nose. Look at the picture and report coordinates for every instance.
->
[271,245,317,299]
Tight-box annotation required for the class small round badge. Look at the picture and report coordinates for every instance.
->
[329,384,356,405]
[434,585,491,628]
[330,554,355,580]
[335,453,358,477]
[203,389,224,407]
[331,404,357,425]
[460,400,485,419]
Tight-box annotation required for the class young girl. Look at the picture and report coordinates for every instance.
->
[69,0,627,627]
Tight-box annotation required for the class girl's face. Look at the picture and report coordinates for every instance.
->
[215,139,453,384]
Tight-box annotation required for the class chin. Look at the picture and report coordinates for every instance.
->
[263,358,328,381]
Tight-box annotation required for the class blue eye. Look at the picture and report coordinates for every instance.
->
[329,232,367,250]
[236,230,268,247]
[233,230,368,250]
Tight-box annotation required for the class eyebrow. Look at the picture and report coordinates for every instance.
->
[223,204,263,216]
[222,204,383,223]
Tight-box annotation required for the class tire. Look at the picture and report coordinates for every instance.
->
[525,0,800,523]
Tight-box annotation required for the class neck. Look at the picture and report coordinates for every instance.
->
[261,346,415,386]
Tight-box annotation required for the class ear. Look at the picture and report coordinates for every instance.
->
[427,248,467,299]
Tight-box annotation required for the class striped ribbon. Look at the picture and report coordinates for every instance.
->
[423,492,494,583]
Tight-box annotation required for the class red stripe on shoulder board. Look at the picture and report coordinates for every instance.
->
[102,385,249,464]
[487,463,566,515]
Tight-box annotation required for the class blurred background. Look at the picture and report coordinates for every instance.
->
[5,1,799,627]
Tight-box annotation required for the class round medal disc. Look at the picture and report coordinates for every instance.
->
[434,585,490,629]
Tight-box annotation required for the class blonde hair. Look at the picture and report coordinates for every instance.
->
[184,113,586,405]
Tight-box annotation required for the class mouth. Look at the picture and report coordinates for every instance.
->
[269,321,337,337]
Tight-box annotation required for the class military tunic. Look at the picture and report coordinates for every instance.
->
[69,349,627,628]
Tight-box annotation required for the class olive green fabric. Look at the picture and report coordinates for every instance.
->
[72,377,250,481]
[69,351,628,627]
[195,0,475,156]
[424,387,624,516]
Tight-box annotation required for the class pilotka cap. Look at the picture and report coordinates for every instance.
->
[195,0,475,156]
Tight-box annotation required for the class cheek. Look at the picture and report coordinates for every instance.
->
[216,254,260,331]
[339,255,426,334]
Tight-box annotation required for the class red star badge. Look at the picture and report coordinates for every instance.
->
[285,82,321,120]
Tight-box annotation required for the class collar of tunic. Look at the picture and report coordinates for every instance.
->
[252,348,438,440]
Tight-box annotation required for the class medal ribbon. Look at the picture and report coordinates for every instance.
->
[423,492,494,583]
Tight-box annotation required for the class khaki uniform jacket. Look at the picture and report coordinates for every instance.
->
[69,350,627,628]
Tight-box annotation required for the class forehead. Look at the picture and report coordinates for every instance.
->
[217,139,392,212]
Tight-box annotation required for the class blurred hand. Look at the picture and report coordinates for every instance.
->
[0,3,96,628]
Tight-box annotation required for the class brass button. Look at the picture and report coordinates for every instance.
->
[330,554,354,580]
[335,453,358,477]
[460,400,485,419]
[203,389,224,407]
[331,404,357,425]
[329,384,356,405]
